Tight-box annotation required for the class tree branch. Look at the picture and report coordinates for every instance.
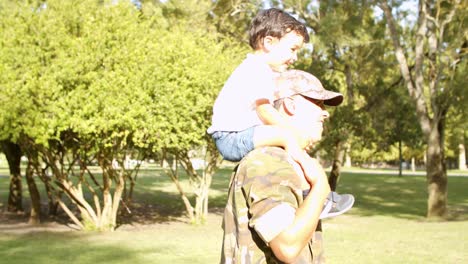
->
[439,0,459,42]
[379,0,432,135]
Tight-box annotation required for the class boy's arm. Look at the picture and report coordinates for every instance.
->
[255,99,319,185]
[255,99,290,126]
[255,99,309,153]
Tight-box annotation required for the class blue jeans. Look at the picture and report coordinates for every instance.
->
[211,127,255,162]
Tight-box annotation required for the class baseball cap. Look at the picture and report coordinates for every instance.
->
[274,69,343,106]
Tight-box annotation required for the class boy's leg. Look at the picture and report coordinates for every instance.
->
[212,125,290,162]
[211,128,256,162]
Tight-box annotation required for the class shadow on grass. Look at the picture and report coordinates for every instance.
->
[118,167,233,226]
[2,168,467,229]
[118,191,189,227]
[335,172,468,221]
[141,169,468,222]
[0,232,154,264]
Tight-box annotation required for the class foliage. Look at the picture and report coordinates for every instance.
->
[0,0,244,228]
[274,0,466,169]
[209,0,264,43]
[141,0,247,224]
[289,0,397,165]
[444,57,467,161]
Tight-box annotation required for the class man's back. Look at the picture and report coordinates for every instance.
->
[221,147,323,263]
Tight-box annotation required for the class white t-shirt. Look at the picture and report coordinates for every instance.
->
[207,54,276,134]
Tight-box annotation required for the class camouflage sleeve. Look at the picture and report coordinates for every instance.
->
[241,148,303,244]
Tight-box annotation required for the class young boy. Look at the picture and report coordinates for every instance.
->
[208,8,353,218]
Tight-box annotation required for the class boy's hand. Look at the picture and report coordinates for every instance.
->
[306,156,328,183]
[297,153,319,185]
[288,148,323,185]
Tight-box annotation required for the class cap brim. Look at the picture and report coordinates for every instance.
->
[324,94,343,106]
[301,90,344,106]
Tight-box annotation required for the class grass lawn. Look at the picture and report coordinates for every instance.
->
[0,166,467,264]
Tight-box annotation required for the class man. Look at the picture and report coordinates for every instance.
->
[221,69,352,263]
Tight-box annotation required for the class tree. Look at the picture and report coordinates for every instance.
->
[0,0,244,228]
[0,141,23,212]
[378,0,466,218]
[137,0,246,224]
[0,0,155,229]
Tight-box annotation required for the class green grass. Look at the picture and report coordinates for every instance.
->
[0,167,467,264]
[323,172,468,263]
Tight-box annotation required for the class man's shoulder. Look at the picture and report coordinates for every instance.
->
[237,147,295,178]
[242,147,289,163]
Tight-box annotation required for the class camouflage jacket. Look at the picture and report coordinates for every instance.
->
[221,147,325,264]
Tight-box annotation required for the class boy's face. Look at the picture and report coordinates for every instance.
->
[265,31,304,72]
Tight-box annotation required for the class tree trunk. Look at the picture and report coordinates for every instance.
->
[99,164,114,230]
[25,162,41,224]
[175,146,220,225]
[164,156,195,222]
[111,169,126,229]
[344,144,352,168]
[194,170,212,224]
[328,140,345,191]
[398,139,403,177]
[45,182,59,216]
[459,143,466,170]
[1,141,23,212]
[174,177,195,222]
[425,121,448,218]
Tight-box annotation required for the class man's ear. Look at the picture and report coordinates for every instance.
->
[283,97,296,115]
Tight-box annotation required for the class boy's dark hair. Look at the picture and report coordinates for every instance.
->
[249,8,309,50]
